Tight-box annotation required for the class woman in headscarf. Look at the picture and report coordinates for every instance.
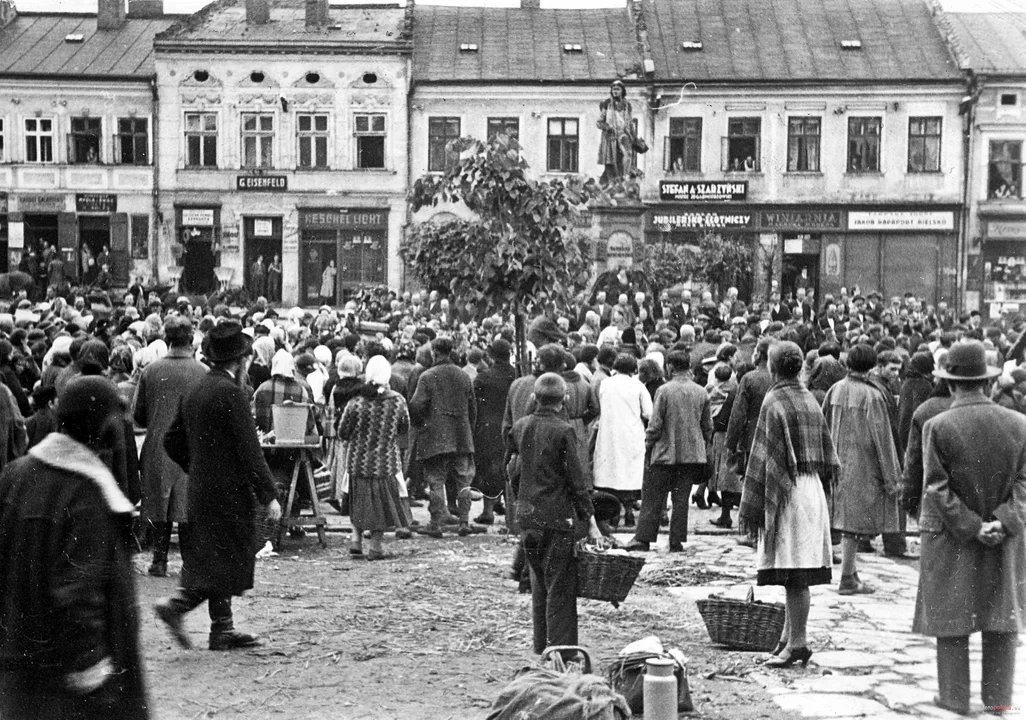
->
[578,310,601,344]
[739,341,837,668]
[808,356,847,406]
[337,355,411,560]
[329,355,366,514]
[248,335,276,390]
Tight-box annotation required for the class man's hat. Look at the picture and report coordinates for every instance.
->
[933,340,1001,381]
[202,320,252,363]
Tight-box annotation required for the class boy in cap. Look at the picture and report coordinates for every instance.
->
[508,372,603,654]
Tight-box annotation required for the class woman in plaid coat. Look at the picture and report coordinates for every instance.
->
[740,341,838,669]
[337,355,410,560]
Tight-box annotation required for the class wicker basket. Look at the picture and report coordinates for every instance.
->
[576,544,646,607]
[696,587,786,651]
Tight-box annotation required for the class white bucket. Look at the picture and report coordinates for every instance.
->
[272,403,310,444]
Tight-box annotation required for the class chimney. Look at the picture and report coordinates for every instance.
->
[97,0,127,30]
[127,0,164,18]
[247,0,271,25]
[306,0,329,28]
[521,0,540,8]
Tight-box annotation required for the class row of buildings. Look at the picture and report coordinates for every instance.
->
[0,0,1023,316]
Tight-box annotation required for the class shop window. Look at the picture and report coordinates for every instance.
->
[847,117,881,172]
[24,117,54,163]
[130,214,149,259]
[69,117,102,164]
[116,117,149,165]
[908,117,941,173]
[354,113,386,169]
[722,118,760,172]
[787,117,820,172]
[185,112,217,167]
[547,118,579,173]
[664,117,702,173]
[486,117,519,144]
[241,113,274,169]
[989,140,1022,199]
[428,117,461,172]
[297,113,328,169]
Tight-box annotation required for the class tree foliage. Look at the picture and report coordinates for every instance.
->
[640,243,692,293]
[402,135,599,315]
[679,232,754,298]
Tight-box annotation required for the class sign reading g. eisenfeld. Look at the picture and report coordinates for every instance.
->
[237,175,288,191]
[660,181,747,202]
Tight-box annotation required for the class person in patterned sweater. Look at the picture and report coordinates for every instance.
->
[337,355,411,560]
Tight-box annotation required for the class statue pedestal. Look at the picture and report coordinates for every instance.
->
[589,202,647,272]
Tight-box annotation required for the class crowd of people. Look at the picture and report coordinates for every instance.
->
[0,276,1021,718]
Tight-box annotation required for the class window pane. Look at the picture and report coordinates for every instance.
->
[25,119,37,132]
[315,136,327,167]
[260,136,272,166]
[203,136,216,166]
[315,115,327,131]
[548,119,561,135]
[203,114,216,131]
[356,115,369,132]
[40,136,52,162]
[299,115,311,132]
[299,137,312,167]
[358,136,385,168]
[260,116,272,131]
[371,115,385,132]
[188,136,200,165]
[564,119,578,135]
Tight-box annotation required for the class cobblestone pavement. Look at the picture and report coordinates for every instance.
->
[629,516,1026,720]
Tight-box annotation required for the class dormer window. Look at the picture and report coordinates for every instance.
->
[459,43,479,53]
[562,43,583,54]
[840,40,863,50]
[680,41,702,51]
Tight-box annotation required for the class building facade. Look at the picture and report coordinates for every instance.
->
[154,0,411,305]
[638,0,966,307]
[0,0,170,289]
[943,10,1026,318]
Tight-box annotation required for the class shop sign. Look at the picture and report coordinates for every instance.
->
[987,220,1026,239]
[181,209,214,226]
[659,181,747,202]
[253,219,274,237]
[17,193,64,213]
[221,225,240,250]
[605,231,635,266]
[650,211,753,230]
[299,209,388,229]
[75,194,117,213]
[0,192,7,213]
[8,221,24,249]
[237,175,287,191]
[759,210,843,231]
[848,211,954,231]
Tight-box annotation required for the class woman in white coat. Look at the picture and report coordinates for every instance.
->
[593,353,653,526]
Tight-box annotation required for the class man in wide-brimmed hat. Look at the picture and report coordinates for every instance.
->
[913,340,1024,716]
[156,320,281,651]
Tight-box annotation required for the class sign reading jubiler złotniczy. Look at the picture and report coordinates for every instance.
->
[651,212,754,230]
[847,211,954,231]
[659,181,747,202]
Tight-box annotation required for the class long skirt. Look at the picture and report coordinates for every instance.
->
[330,438,349,503]
[708,431,743,495]
[756,473,832,588]
[349,473,409,532]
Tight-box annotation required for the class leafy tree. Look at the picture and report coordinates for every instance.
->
[679,232,754,300]
[402,135,599,363]
[640,243,691,293]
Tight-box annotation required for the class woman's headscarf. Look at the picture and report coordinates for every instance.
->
[337,354,363,378]
[252,336,275,367]
[271,349,296,379]
[42,335,74,371]
[365,355,391,388]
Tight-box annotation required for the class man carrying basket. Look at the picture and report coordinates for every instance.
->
[508,372,604,655]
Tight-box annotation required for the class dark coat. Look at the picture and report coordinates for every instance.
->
[164,369,277,596]
[725,367,773,458]
[409,359,477,461]
[0,436,147,720]
[133,349,208,523]
[914,395,1026,636]
[897,375,935,458]
[472,361,517,495]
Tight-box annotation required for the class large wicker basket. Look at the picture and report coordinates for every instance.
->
[696,588,785,651]
[576,545,646,608]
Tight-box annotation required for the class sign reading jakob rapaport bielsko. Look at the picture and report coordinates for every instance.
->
[660,180,747,202]
[236,175,288,191]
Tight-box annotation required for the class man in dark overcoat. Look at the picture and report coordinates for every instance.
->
[156,320,281,651]
[472,338,516,525]
[133,314,207,577]
[0,377,148,719]
[915,341,1026,715]
[409,336,477,537]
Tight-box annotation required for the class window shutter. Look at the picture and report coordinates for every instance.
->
[663,137,671,171]
[58,212,78,281]
[721,136,730,171]
[110,212,130,285]
[755,135,762,171]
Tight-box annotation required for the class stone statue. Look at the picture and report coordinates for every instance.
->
[596,80,636,186]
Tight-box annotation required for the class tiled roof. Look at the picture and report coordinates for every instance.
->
[0,13,173,78]
[157,0,409,49]
[645,0,961,83]
[412,5,640,83]
[944,12,1026,75]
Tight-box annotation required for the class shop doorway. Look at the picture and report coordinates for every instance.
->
[78,215,110,286]
[244,217,283,302]
[782,252,820,306]
[301,232,336,306]
[181,233,216,294]
[22,214,58,292]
